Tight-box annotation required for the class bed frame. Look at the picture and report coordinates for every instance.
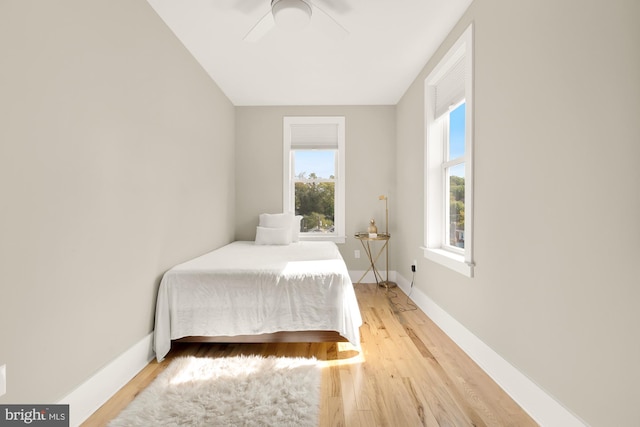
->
[175,330,348,344]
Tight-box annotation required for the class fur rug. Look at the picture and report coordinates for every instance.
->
[108,355,321,427]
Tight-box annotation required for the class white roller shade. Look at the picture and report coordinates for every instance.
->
[290,123,339,149]
[433,56,465,119]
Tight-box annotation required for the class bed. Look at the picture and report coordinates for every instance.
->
[153,240,362,361]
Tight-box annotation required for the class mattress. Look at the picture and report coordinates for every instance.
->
[153,241,362,360]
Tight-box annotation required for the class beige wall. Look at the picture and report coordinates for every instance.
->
[235,106,396,271]
[0,0,235,403]
[395,0,640,425]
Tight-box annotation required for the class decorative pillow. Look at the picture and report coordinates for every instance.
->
[259,212,294,229]
[255,226,292,245]
[291,215,303,242]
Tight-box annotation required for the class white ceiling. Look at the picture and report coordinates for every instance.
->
[146,0,472,106]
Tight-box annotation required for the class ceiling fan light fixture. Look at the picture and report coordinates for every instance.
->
[271,0,312,31]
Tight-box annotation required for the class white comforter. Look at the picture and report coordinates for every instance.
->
[154,241,362,361]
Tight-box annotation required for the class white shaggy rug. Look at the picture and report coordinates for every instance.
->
[108,355,321,427]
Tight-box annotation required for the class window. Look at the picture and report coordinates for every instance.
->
[283,116,345,243]
[424,25,474,277]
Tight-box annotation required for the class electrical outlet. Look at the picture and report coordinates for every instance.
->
[411,260,417,272]
[354,250,360,259]
[0,364,6,397]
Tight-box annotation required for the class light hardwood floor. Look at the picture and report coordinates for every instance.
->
[83,284,537,426]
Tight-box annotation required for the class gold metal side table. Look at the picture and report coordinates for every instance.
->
[354,232,396,288]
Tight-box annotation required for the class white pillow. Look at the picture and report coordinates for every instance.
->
[291,215,303,242]
[259,212,294,229]
[255,226,292,245]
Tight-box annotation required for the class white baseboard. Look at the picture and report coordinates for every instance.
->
[393,273,587,427]
[58,332,155,427]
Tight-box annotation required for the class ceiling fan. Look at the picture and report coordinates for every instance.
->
[243,0,348,42]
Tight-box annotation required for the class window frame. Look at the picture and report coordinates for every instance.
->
[423,25,474,277]
[283,116,346,243]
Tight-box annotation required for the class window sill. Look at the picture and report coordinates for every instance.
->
[300,234,346,244]
[421,247,474,278]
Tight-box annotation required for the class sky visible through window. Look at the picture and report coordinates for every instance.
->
[449,102,466,176]
[294,150,335,179]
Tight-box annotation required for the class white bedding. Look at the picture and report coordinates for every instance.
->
[153,241,362,361]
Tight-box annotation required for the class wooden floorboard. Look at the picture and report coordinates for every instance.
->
[82,284,537,426]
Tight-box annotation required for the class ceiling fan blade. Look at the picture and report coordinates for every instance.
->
[243,10,275,42]
[311,2,348,39]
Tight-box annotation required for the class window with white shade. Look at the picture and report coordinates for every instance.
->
[283,116,345,243]
[424,25,474,277]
